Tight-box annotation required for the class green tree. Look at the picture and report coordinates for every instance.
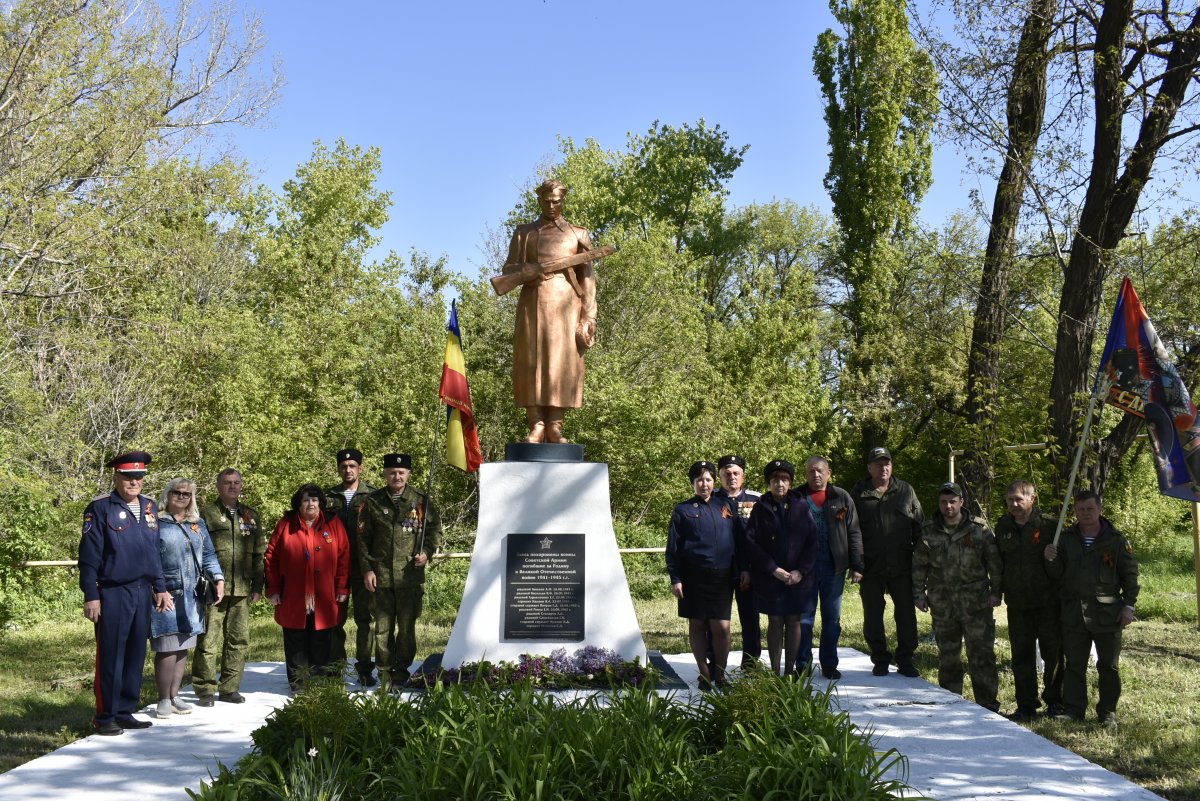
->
[813,0,939,458]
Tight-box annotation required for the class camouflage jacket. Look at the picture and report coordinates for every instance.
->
[914,513,1002,618]
[199,500,265,596]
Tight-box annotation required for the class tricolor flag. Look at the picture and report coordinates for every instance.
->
[1096,277,1200,500]
[439,300,483,473]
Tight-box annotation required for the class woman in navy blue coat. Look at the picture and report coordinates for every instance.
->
[667,460,737,688]
[745,459,818,676]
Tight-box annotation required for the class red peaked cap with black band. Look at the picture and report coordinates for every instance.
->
[106,450,151,477]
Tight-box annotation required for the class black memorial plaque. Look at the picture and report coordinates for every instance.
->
[503,533,585,640]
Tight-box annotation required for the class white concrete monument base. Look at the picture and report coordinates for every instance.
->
[442,460,647,667]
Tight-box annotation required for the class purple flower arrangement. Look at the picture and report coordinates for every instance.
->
[408,646,657,690]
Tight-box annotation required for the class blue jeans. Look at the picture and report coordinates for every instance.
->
[796,567,845,673]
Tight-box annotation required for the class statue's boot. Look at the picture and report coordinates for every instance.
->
[544,410,569,443]
[523,408,546,443]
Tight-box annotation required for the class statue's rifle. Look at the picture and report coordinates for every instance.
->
[489,244,615,297]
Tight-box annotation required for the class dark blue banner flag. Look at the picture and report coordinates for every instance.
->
[1096,277,1200,501]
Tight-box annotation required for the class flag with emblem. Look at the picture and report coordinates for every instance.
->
[439,300,483,473]
[1096,277,1200,500]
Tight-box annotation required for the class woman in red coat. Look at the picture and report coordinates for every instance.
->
[265,483,350,690]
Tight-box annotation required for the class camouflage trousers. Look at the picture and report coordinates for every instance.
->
[191,594,251,696]
[931,607,998,711]
[373,584,424,680]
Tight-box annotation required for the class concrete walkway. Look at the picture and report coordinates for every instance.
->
[0,650,1163,801]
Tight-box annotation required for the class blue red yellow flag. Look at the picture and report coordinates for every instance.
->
[1097,277,1200,500]
[439,300,483,473]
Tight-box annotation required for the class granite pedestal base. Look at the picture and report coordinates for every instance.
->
[442,460,647,667]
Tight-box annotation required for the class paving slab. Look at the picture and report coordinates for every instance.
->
[0,651,1164,801]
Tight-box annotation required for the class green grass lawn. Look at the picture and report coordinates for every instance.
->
[3,553,1198,799]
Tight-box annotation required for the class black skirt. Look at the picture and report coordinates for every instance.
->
[677,566,735,620]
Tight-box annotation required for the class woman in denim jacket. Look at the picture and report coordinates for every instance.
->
[151,477,224,717]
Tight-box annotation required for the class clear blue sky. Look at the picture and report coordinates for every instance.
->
[227,0,983,275]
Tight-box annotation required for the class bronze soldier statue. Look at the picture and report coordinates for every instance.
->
[496,179,608,444]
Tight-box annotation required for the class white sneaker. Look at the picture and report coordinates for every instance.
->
[155,699,174,718]
[171,697,194,714]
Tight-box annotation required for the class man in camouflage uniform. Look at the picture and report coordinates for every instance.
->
[851,447,924,677]
[914,481,1002,712]
[1044,490,1139,727]
[995,479,1063,720]
[358,453,441,686]
[192,467,264,705]
[325,447,378,685]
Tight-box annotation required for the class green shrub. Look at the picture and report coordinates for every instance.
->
[194,669,910,800]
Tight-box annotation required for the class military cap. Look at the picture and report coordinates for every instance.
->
[717,454,747,471]
[939,481,964,497]
[336,448,364,465]
[383,453,412,470]
[763,459,794,482]
[106,451,151,477]
[689,460,717,481]
[867,446,893,463]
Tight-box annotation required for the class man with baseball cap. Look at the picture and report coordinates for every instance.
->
[326,447,378,685]
[79,451,173,735]
[357,453,441,687]
[851,447,924,677]
[714,454,762,667]
[913,481,1002,711]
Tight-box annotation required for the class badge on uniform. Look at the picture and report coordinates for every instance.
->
[322,530,332,542]
[1102,551,1115,567]
[220,515,228,523]
[83,512,94,535]
[190,523,200,533]
[118,511,127,520]
[1032,529,1041,544]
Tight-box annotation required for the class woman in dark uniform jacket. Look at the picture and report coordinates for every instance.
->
[667,460,737,688]
[745,459,819,676]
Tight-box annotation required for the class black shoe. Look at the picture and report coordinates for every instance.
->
[195,695,215,707]
[897,664,920,678]
[822,667,842,680]
[1045,703,1065,717]
[1052,711,1084,722]
[741,654,761,669]
[115,716,152,729]
[358,672,378,687]
[1007,708,1037,722]
[1098,713,1118,729]
[872,663,889,676]
[218,691,245,704]
[94,721,124,736]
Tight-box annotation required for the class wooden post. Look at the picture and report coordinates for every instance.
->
[1192,501,1200,629]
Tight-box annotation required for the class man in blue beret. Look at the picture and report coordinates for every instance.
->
[79,451,173,735]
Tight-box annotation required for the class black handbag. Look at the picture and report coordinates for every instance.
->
[188,527,219,605]
[195,570,219,605]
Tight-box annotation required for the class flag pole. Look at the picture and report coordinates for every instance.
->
[1052,373,1111,547]
[417,386,443,563]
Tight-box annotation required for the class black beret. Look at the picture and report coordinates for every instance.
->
[717,454,747,470]
[689,460,716,481]
[336,448,364,465]
[763,459,794,482]
[107,451,151,477]
[383,453,412,470]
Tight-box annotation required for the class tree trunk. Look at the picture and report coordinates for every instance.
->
[959,0,1059,514]
[1048,2,1200,498]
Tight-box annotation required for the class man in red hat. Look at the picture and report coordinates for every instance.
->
[79,451,173,735]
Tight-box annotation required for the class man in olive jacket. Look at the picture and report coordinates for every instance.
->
[358,453,441,686]
[914,482,1003,712]
[794,456,864,679]
[1044,490,1139,727]
[995,479,1063,720]
[193,467,264,705]
[851,447,924,677]
[325,447,378,685]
